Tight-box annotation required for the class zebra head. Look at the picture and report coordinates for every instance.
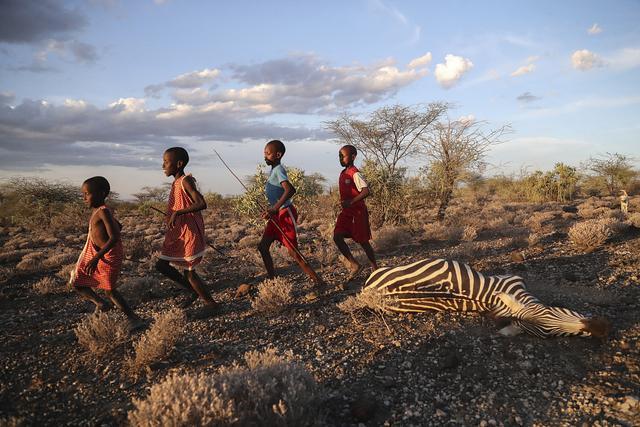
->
[495,292,611,338]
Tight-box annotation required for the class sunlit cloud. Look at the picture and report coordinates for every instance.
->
[588,23,602,35]
[571,49,604,71]
[434,54,474,88]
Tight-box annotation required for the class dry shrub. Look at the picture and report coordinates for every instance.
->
[128,348,323,427]
[600,218,629,236]
[0,416,23,427]
[372,225,411,252]
[629,213,640,228]
[16,256,41,271]
[523,211,555,233]
[74,311,129,356]
[337,286,391,315]
[120,276,166,303]
[0,249,30,264]
[42,252,77,269]
[127,236,150,261]
[32,276,63,294]
[126,308,186,374]
[528,232,542,247]
[57,263,76,281]
[461,225,478,242]
[422,222,462,242]
[561,212,576,220]
[568,219,612,252]
[251,277,294,315]
[314,243,338,270]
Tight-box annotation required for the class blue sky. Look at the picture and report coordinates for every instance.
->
[1,0,639,198]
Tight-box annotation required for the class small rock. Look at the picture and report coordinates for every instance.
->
[510,251,526,262]
[435,408,446,417]
[351,394,377,422]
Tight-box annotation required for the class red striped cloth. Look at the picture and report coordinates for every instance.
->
[70,206,123,291]
[157,175,206,270]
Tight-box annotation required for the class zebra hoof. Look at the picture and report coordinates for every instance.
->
[498,324,522,337]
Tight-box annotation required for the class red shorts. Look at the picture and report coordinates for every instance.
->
[263,205,298,250]
[334,206,371,243]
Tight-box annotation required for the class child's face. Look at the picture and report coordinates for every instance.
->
[81,183,103,208]
[264,144,281,166]
[339,148,355,167]
[162,152,179,176]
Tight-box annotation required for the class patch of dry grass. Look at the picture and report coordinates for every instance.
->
[126,308,186,375]
[32,276,63,294]
[251,277,294,315]
[372,225,411,252]
[74,311,129,356]
[57,263,76,282]
[461,225,478,242]
[629,213,640,228]
[528,232,543,247]
[41,252,77,270]
[128,347,323,427]
[568,219,612,253]
[337,286,392,315]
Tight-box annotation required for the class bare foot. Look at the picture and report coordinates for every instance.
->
[347,264,363,282]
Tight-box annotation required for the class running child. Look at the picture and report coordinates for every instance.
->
[70,176,144,331]
[155,147,220,318]
[257,140,324,288]
[333,145,378,281]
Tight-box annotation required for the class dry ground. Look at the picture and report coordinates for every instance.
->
[0,196,639,426]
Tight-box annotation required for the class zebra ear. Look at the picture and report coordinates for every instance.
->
[495,292,525,314]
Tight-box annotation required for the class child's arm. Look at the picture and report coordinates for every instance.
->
[342,186,370,208]
[266,180,296,215]
[169,176,207,227]
[85,209,121,275]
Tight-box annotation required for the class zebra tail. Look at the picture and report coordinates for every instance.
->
[580,317,612,338]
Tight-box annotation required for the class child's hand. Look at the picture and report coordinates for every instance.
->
[85,257,99,275]
[267,206,279,216]
[341,199,352,208]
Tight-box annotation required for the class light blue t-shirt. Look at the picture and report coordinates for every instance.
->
[265,164,292,208]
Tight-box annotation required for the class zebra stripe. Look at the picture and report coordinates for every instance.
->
[363,258,602,338]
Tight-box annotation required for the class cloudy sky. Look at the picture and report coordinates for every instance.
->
[1,0,639,198]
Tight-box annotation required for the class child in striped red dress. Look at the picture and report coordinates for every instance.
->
[70,176,144,331]
[155,147,220,318]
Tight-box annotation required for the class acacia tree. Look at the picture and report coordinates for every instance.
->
[584,153,636,195]
[421,118,510,220]
[325,103,448,224]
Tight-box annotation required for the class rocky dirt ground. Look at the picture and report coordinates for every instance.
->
[0,196,639,426]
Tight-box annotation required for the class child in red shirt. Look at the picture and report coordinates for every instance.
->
[333,145,378,281]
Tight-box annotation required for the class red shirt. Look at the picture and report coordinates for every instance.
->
[339,165,367,210]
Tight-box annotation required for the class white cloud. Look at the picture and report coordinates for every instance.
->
[588,23,602,35]
[109,97,146,113]
[571,49,604,71]
[434,54,474,88]
[457,114,475,124]
[511,63,535,77]
[168,68,221,88]
[408,52,432,69]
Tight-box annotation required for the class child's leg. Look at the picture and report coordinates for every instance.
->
[74,286,111,311]
[286,247,324,286]
[257,236,276,279]
[155,259,197,294]
[183,269,217,305]
[104,289,141,321]
[359,241,379,270]
[333,233,361,273]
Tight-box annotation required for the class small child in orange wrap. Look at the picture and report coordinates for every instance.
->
[70,176,144,331]
[155,147,220,319]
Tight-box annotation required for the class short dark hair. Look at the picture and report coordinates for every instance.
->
[341,144,357,156]
[266,139,286,155]
[165,147,189,166]
[83,176,110,197]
